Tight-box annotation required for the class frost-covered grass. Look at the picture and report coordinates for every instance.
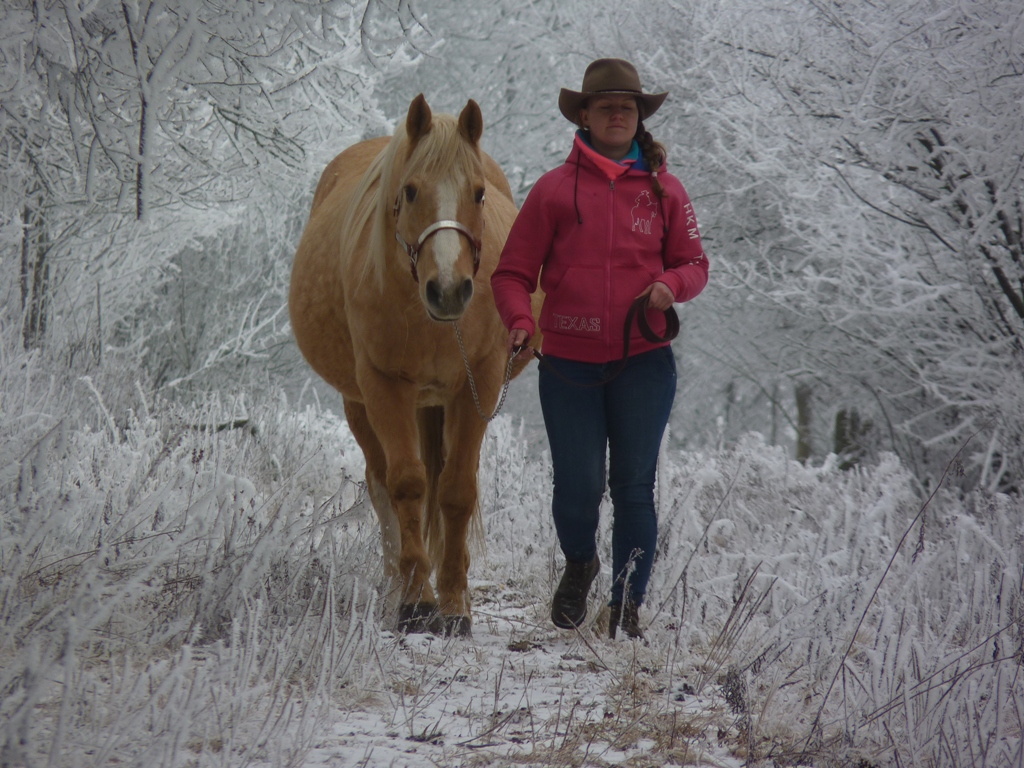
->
[2,339,382,765]
[2,345,1022,766]
[477,426,1024,766]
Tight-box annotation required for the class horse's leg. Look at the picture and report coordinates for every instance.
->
[357,370,440,633]
[343,399,404,620]
[435,386,490,637]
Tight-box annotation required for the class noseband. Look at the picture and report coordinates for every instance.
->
[393,193,483,283]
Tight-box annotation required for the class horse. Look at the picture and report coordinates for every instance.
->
[289,95,539,637]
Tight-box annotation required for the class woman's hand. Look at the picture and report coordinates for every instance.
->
[507,328,534,358]
[637,281,675,311]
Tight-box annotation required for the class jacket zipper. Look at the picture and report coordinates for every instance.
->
[606,179,615,361]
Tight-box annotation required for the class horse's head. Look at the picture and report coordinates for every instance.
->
[392,95,487,322]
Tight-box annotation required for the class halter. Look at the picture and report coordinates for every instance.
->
[393,192,483,283]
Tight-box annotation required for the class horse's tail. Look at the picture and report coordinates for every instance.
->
[419,406,484,572]
[419,406,446,569]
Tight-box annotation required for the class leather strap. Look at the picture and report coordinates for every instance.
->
[529,294,679,388]
[395,220,482,283]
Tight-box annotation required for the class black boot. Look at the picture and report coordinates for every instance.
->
[551,555,600,629]
[609,598,643,639]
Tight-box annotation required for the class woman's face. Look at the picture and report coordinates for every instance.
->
[579,95,639,160]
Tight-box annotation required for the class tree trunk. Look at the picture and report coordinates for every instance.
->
[136,94,147,220]
[20,203,49,350]
[795,382,812,464]
[834,408,871,471]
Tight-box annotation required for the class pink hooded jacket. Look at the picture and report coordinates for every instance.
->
[491,134,709,363]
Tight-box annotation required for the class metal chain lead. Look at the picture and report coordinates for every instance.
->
[453,321,519,422]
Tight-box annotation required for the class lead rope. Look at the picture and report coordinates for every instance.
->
[453,321,521,422]
[454,296,679,421]
[530,295,679,390]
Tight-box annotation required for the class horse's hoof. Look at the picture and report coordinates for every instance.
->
[397,603,443,635]
[443,615,472,638]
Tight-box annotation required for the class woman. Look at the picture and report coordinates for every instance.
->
[491,58,709,639]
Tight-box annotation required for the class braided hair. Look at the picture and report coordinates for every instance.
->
[636,119,667,198]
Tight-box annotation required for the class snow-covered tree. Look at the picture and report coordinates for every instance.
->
[594,0,1024,488]
[0,1,418,409]
[723,0,1024,488]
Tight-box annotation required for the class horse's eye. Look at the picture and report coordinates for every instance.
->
[405,185,417,203]
[475,188,485,204]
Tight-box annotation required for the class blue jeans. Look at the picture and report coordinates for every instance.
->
[538,346,676,606]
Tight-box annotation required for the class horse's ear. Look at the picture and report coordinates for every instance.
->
[406,94,432,145]
[458,100,483,146]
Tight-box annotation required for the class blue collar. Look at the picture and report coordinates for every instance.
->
[576,131,647,171]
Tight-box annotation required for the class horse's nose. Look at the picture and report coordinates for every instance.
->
[424,278,474,320]
[425,279,442,311]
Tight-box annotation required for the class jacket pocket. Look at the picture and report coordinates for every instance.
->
[540,266,605,337]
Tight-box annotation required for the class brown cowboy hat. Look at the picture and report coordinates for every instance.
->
[558,58,668,123]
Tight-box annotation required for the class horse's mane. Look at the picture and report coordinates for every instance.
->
[340,114,480,290]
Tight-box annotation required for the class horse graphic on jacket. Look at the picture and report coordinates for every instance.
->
[630,190,658,235]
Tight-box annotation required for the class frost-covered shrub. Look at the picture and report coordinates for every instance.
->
[645,433,1023,764]
[3,370,1021,766]
[474,423,1023,764]
[0,352,385,767]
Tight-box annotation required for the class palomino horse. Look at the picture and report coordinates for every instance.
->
[289,96,537,637]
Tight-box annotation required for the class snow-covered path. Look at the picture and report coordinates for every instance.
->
[297,581,743,768]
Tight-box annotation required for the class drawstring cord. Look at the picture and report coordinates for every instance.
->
[574,158,582,224]
[572,136,666,229]
[575,158,666,234]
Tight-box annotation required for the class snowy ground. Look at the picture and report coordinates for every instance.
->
[2,392,1022,767]
[294,583,745,768]
[284,577,749,768]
